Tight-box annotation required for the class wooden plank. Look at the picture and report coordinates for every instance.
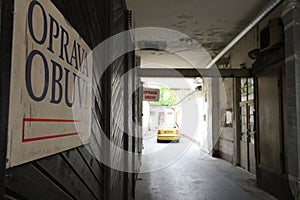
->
[102,70,112,200]
[90,112,104,158]
[35,154,97,200]
[52,0,107,48]
[130,52,138,200]
[86,2,101,47]
[102,0,113,193]
[0,0,14,197]
[50,1,67,20]
[77,146,104,187]
[6,164,73,200]
[123,26,130,200]
[110,169,124,199]
[68,0,93,47]
[61,149,102,199]
[110,3,128,197]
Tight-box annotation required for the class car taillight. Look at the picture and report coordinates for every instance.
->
[176,130,179,134]
[158,130,161,134]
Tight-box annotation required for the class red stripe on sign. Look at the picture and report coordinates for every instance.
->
[22,132,79,142]
[22,118,81,143]
[23,118,81,123]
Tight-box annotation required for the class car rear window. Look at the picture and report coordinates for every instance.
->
[159,123,178,129]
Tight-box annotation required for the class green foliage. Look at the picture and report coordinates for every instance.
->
[150,87,177,106]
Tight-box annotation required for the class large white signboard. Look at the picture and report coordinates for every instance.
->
[7,0,92,168]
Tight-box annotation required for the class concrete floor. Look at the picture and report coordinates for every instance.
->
[135,136,277,200]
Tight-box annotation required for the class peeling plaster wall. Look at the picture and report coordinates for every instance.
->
[229,29,257,69]
[218,78,235,162]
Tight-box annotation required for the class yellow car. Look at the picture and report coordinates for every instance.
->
[157,123,180,143]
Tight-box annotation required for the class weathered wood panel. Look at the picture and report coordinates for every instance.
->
[35,155,97,200]
[109,0,136,199]
[5,0,109,199]
[6,164,73,200]
[2,0,141,199]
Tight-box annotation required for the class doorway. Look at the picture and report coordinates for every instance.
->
[239,78,256,174]
[240,101,256,174]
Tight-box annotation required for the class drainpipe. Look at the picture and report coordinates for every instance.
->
[205,0,283,69]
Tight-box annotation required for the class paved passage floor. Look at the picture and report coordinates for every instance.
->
[135,136,277,200]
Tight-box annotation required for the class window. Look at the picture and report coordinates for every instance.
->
[241,78,254,101]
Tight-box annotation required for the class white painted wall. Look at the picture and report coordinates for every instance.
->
[148,106,175,130]
[142,101,150,135]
